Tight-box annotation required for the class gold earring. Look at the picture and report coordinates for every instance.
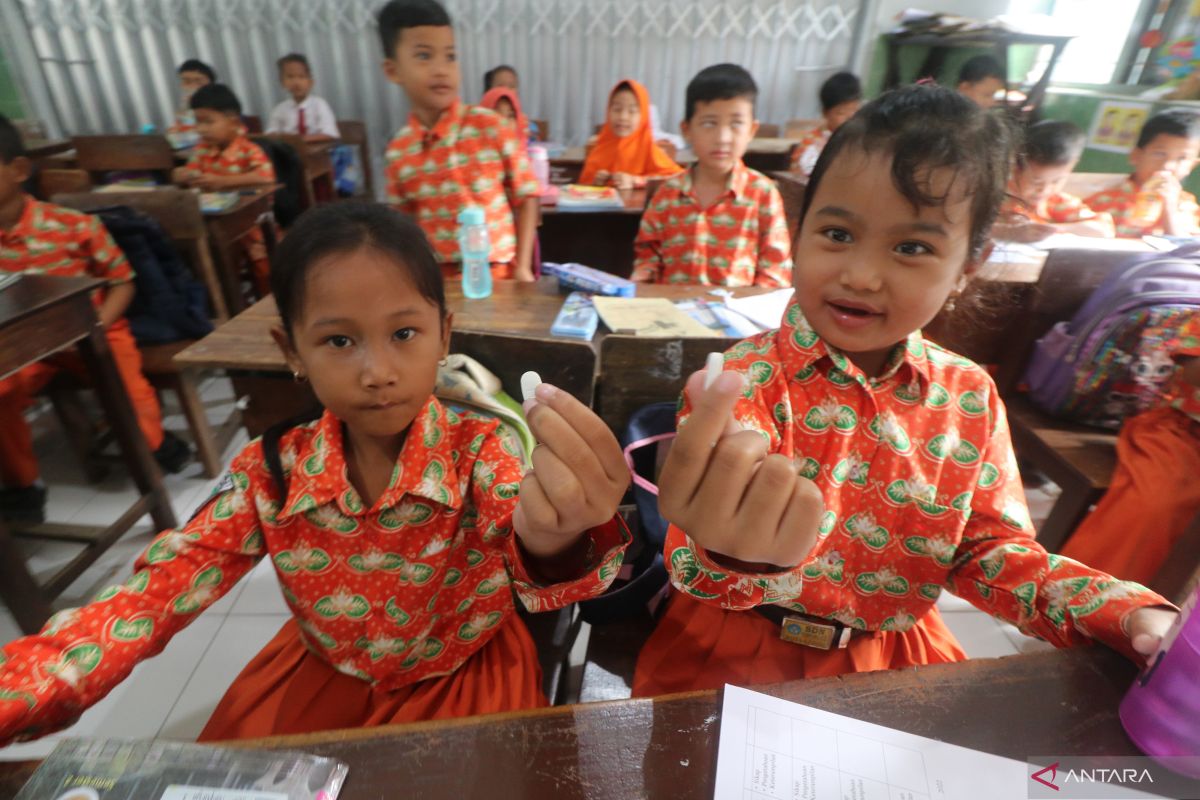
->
[438,358,448,366]
[293,371,307,383]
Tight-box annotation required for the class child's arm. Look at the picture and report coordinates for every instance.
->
[0,467,266,745]
[496,122,541,281]
[98,282,135,329]
[513,196,538,282]
[755,184,794,288]
[631,200,665,283]
[946,386,1176,663]
[84,217,137,329]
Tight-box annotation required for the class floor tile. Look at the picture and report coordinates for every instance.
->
[940,609,1021,659]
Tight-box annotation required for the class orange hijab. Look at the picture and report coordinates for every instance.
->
[580,79,680,184]
[480,87,529,148]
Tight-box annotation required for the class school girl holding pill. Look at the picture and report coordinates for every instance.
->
[0,203,631,745]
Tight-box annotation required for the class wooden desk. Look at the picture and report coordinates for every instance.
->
[540,188,647,276]
[23,138,71,162]
[203,186,278,315]
[0,276,176,634]
[0,647,1142,798]
[263,135,335,208]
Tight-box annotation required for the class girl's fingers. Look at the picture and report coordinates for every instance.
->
[529,444,586,520]
[738,453,796,528]
[658,370,746,514]
[528,385,626,486]
[774,478,825,567]
[692,429,770,540]
[514,471,558,536]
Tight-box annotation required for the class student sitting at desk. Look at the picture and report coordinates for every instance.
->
[792,71,862,177]
[267,53,341,141]
[0,116,190,524]
[632,85,1178,697]
[480,87,531,147]
[381,0,540,282]
[956,54,1006,110]
[1086,109,1200,238]
[173,83,277,296]
[166,59,216,147]
[632,64,792,288]
[993,120,1114,242]
[580,79,683,190]
[0,202,631,744]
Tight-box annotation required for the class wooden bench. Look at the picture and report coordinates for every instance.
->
[771,170,806,258]
[71,134,176,185]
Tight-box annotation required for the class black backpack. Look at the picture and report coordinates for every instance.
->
[251,136,304,228]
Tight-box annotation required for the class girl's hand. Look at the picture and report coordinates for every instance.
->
[593,170,610,186]
[657,370,824,572]
[1128,606,1180,665]
[513,382,629,562]
[611,172,636,190]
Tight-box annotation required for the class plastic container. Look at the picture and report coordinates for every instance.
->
[529,144,550,190]
[1120,586,1200,775]
[458,207,492,299]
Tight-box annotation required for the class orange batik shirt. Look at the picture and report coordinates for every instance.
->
[384,101,539,266]
[664,299,1170,662]
[0,398,629,744]
[1086,178,1200,237]
[632,162,792,288]
[1000,189,1106,226]
[1164,314,1200,421]
[179,135,275,184]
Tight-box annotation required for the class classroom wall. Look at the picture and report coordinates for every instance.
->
[0,47,27,120]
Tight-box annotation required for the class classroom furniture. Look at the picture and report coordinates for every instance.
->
[22,137,72,160]
[243,114,264,134]
[0,646,1143,798]
[530,118,548,142]
[784,117,821,139]
[35,168,91,199]
[0,276,176,635]
[262,133,335,208]
[71,134,176,185]
[754,122,780,138]
[336,119,374,199]
[741,137,799,173]
[540,188,646,276]
[202,185,279,315]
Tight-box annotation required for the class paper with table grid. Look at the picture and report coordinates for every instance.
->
[714,684,1030,799]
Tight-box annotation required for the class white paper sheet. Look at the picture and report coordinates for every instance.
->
[1030,234,1158,252]
[713,685,1164,800]
[723,289,795,331]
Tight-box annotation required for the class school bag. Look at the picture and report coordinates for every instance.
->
[1022,245,1200,429]
[95,206,214,344]
[250,136,303,228]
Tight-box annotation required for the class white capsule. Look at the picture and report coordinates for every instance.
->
[521,371,543,404]
[704,352,724,390]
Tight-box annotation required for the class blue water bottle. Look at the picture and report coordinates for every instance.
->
[458,207,492,299]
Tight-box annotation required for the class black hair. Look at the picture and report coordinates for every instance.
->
[377,0,452,58]
[684,63,757,121]
[190,83,242,115]
[958,54,1004,86]
[801,84,1014,260]
[1022,120,1085,166]
[264,201,447,496]
[484,64,517,90]
[0,114,26,163]
[178,59,217,83]
[1135,108,1200,149]
[277,53,311,76]
[819,71,862,112]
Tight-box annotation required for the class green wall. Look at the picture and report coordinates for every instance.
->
[865,36,1044,97]
[0,47,27,120]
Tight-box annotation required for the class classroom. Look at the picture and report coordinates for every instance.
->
[0,0,1198,797]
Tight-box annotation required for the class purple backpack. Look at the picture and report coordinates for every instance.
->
[1022,246,1200,430]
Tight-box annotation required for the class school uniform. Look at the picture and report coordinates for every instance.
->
[634,299,1171,695]
[0,398,630,744]
[0,197,163,488]
[266,95,340,139]
[384,101,539,277]
[632,162,792,288]
[791,125,830,177]
[1086,177,1200,237]
[1062,315,1200,583]
[179,135,276,294]
[999,189,1105,226]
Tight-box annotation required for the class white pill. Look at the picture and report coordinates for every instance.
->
[521,371,543,404]
[704,352,724,390]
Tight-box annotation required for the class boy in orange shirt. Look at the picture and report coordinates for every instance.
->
[633,64,792,288]
[994,120,1113,242]
[0,116,189,523]
[791,71,862,177]
[1086,109,1200,237]
[173,84,276,295]
[379,0,539,282]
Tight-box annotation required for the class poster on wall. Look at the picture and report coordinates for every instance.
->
[1088,100,1153,153]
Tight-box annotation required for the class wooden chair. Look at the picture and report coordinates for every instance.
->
[755,123,781,138]
[336,119,375,200]
[52,189,235,478]
[992,248,1139,552]
[744,144,798,174]
[36,168,91,199]
[71,134,176,185]
[530,118,549,142]
[1149,509,1200,604]
[771,171,807,259]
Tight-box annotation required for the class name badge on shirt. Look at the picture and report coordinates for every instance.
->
[779,615,839,649]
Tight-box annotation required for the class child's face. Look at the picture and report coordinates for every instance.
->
[492,69,518,91]
[824,99,861,133]
[0,156,32,212]
[496,97,517,122]
[281,61,314,103]
[382,25,459,116]
[1012,159,1075,207]
[194,108,240,147]
[179,70,211,98]
[608,88,641,138]
[794,148,981,377]
[681,96,758,175]
[1130,133,1200,183]
[274,246,451,448]
[958,77,1004,110]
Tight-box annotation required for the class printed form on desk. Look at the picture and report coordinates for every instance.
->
[714,685,1165,800]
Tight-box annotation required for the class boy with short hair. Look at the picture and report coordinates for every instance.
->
[1086,109,1200,237]
[379,0,540,282]
[792,71,862,176]
[957,54,1005,109]
[173,84,276,295]
[0,116,188,522]
[168,59,217,145]
[267,53,340,140]
[994,120,1114,242]
[632,64,792,288]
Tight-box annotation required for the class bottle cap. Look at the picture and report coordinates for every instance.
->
[458,207,485,226]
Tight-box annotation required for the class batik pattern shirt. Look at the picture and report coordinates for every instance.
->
[180,135,275,183]
[1165,314,1200,422]
[1086,178,1200,237]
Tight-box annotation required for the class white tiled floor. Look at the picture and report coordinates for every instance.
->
[0,376,1057,758]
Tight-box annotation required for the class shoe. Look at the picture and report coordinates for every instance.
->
[153,432,192,474]
[0,485,47,525]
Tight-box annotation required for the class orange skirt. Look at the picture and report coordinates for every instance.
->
[633,592,967,696]
[1061,407,1200,585]
[199,614,545,741]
